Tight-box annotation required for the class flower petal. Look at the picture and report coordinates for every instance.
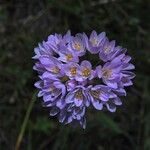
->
[92,100,103,110]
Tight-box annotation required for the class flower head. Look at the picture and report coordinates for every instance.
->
[33,30,135,129]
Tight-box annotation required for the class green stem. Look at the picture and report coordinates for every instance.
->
[15,91,37,150]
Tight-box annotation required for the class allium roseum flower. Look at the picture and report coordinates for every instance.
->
[33,30,135,129]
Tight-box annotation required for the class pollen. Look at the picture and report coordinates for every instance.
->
[51,66,60,74]
[82,68,91,77]
[70,67,77,76]
[91,38,98,46]
[90,90,100,99]
[75,90,83,100]
[102,69,112,78]
[104,46,111,54]
[61,76,69,83]
[73,42,82,51]
[66,54,73,61]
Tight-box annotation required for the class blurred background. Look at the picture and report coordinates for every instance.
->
[0,0,150,150]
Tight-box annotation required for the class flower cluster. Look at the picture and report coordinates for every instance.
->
[33,31,135,129]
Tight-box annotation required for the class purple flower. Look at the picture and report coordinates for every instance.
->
[98,37,129,63]
[47,30,71,53]
[57,47,79,63]
[76,60,95,82]
[69,33,86,56]
[59,104,86,129]
[106,97,123,112]
[66,79,77,91]
[35,72,66,109]
[99,39,117,62]
[33,30,135,129]
[64,104,86,128]
[83,31,106,54]
[88,85,117,110]
[96,61,122,89]
[65,86,90,107]
[120,55,135,87]
[33,62,46,74]
[109,53,135,88]
[39,55,64,77]
[32,42,53,59]
[49,103,86,129]
[64,62,80,80]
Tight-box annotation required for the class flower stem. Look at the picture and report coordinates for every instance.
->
[15,91,37,150]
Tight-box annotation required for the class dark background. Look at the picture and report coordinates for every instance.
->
[0,0,150,150]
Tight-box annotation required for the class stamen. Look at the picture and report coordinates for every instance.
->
[102,69,112,78]
[75,90,83,100]
[91,38,98,46]
[104,46,111,54]
[61,76,69,82]
[51,66,60,74]
[66,54,73,61]
[90,90,100,99]
[73,42,82,51]
[82,68,91,77]
[70,67,77,76]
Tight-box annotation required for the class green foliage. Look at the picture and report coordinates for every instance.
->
[29,117,54,134]
[99,113,123,134]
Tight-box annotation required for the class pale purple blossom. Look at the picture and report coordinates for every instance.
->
[69,33,86,56]
[83,31,106,54]
[65,86,90,107]
[33,30,135,129]
[39,56,64,77]
[77,60,95,82]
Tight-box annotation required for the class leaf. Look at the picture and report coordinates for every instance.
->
[30,117,54,134]
[99,113,123,134]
